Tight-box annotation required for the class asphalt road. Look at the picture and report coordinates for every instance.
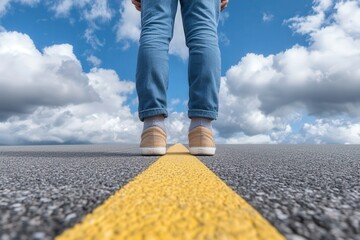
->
[199,144,360,240]
[1,144,359,240]
[0,144,157,240]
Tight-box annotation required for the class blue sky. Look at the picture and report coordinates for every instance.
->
[0,0,360,144]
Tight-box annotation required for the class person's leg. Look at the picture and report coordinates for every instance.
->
[180,0,221,121]
[180,0,220,155]
[136,0,178,122]
[137,0,178,155]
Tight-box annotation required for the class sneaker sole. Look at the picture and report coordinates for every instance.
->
[140,147,166,156]
[189,147,216,156]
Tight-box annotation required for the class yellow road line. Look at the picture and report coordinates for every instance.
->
[57,144,285,240]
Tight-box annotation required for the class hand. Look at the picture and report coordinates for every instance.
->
[221,0,229,11]
[132,0,141,11]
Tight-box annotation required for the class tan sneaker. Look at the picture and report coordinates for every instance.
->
[188,126,216,156]
[140,126,167,155]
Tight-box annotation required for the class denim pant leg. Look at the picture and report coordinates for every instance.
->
[136,0,178,122]
[180,0,221,120]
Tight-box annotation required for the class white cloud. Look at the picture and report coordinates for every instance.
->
[51,0,112,22]
[287,0,333,34]
[0,70,140,144]
[166,112,189,144]
[50,0,72,16]
[116,0,141,44]
[0,31,99,120]
[0,0,39,16]
[51,1,112,50]
[87,54,101,66]
[170,98,181,106]
[315,0,333,12]
[214,0,360,144]
[84,27,105,49]
[168,98,181,112]
[262,13,274,22]
[219,133,275,144]
[300,119,360,144]
[83,0,112,22]
[0,0,10,15]
[214,76,292,140]
[334,0,360,37]
[0,30,141,145]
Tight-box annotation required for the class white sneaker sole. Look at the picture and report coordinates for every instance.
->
[140,147,166,156]
[189,147,216,156]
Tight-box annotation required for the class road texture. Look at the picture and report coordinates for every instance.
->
[0,144,157,240]
[198,144,360,240]
[0,144,359,240]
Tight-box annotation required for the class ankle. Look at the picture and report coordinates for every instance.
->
[189,117,213,132]
[143,114,166,132]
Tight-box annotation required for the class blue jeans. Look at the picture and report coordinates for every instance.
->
[136,0,221,121]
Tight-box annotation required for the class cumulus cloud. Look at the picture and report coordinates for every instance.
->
[300,119,360,144]
[0,30,142,144]
[0,31,99,120]
[0,67,140,145]
[334,0,360,37]
[214,0,360,143]
[213,76,293,141]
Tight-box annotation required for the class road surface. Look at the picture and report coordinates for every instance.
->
[0,144,359,239]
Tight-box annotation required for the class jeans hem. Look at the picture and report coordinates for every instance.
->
[139,108,168,122]
[188,109,217,120]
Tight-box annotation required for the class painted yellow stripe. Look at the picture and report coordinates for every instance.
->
[57,144,285,240]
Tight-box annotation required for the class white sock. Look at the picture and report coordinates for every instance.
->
[143,115,166,132]
[189,117,212,131]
